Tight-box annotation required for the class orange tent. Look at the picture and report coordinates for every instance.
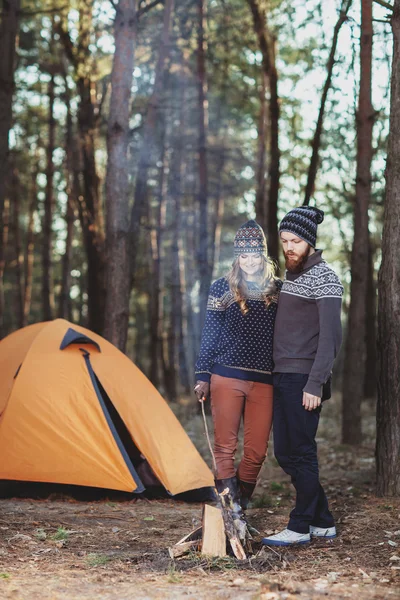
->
[0,319,214,495]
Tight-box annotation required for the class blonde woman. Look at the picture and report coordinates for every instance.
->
[194,220,282,517]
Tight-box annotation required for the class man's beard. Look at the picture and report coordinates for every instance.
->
[284,246,311,274]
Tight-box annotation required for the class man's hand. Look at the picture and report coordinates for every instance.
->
[302,392,321,411]
[194,381,210,403]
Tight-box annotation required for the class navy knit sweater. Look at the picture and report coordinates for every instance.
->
[195,277,282,384]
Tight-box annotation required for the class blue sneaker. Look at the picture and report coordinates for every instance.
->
[310,525,336,539]
[262,528,310,546]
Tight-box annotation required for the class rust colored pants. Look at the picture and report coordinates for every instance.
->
[210,374,274,484]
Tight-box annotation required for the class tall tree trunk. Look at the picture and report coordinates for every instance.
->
[209,18,229,279]
[196,0,211,330]
[304,0,353,206]
[0,0,20,336]
[255,71,268,228]
[104,0,137,351]
[11,164,24,328]
[77,79,105,334]
[59,0,106,333]
[364,239,377,397]
[376,0,400,496]
[246,0,280,261]
[169,79,188,400]
[0,198,10,337]
[23,166,38,327]
[130,0,175,286]
[342,0,374,445]
[59,197,75,320]
[42,69,56,321]
[59,90,76,320]
[0,0,20,235]
[149,119,168,389]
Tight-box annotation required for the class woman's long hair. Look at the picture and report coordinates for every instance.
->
[227,255,278,315]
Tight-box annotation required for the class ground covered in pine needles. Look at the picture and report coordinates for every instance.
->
[1,394,400,599]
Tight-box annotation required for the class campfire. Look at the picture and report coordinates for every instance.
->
[169,486,254,560]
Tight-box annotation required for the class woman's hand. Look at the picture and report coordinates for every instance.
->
[194,381,210,403]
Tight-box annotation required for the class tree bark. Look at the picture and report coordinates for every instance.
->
[304,0,353,206]
[149,118,169,389]
[196,0,212,330]
[0,0,20,336]
[10,163,24,329]
[104,0,137,351]
[342,0,374,445]
[255,71,268,229]
[364,239,377,397]
[169,77,189,400]
[42,68,56,322]
[376,0,400,496]
[23,166,38,327]
[246,0,280,262]
[59,90,76,321]
[130,0,175,286]
[58,0,106,333]
[0,0,20,249]
[0,198,10,337]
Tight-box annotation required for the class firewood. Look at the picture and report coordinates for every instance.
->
[168,539,200,558]
[218,491,247,560]
[175,526,202,546]
[201,504,226,557]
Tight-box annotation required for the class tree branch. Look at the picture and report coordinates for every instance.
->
[55,22,77,70]
[137,0,164,19]
[21,5,68,17]
[373,0,393,10]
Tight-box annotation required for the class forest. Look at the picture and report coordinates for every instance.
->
[0,0,400,597]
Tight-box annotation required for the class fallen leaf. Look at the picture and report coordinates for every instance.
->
[388,540,398,547]
[390,555,400,562]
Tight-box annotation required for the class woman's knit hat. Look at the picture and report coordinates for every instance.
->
[234,220,268,257]
[279,205,324,248]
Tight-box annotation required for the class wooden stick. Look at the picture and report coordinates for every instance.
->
[169,540,200,558]
[201,400,218,474]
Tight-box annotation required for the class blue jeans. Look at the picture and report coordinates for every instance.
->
[273,373,334,534]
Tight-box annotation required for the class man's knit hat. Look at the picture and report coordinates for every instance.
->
[234,220,267,257]
[279,206,324,248]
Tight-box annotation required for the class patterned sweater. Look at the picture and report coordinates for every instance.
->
[273,250,344,397]
[195,277,282,384]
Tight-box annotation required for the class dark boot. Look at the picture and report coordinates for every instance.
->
[237,479,256,511]
[237,478,259,536]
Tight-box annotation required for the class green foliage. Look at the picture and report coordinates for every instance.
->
[85,553,111,567]
[50,527,70,541]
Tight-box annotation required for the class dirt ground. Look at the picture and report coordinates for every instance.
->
[1,394,400,600]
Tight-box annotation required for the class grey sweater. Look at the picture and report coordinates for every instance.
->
[273,250,343,397]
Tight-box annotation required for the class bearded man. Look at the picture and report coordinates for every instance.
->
[262,206,344,546]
